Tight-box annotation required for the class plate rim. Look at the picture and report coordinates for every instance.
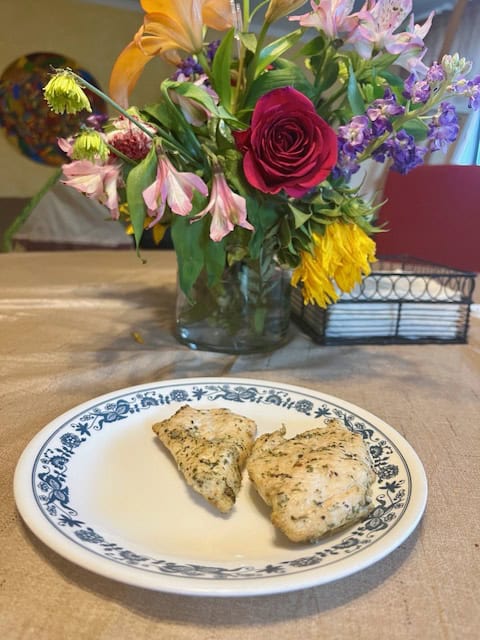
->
[14,376,428,597]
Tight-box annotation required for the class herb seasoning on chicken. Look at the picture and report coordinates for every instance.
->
[152,405,257,513]
[247,419,376,542]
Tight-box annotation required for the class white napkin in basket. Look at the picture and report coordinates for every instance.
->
[326,275,463,339]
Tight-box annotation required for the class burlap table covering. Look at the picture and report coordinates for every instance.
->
[1,250,479,640]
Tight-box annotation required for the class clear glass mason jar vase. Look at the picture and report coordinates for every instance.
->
[175,258,292,354]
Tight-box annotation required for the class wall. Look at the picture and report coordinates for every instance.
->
[0,0,170,198]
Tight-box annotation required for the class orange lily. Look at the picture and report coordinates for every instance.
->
[109,0,233,108]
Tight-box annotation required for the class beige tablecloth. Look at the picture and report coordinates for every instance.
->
[1,250,479,640]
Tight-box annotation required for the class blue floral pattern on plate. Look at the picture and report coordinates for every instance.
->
[27,379,423,584]
[15,378,426,595]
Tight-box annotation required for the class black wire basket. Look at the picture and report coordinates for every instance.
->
[291,256,476,345]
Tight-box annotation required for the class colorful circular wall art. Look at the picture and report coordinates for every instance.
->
[0,52,107,167]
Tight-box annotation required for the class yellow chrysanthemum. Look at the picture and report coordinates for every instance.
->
[291,222,377,308]
[72,131,109,162]
[43,71,92,115]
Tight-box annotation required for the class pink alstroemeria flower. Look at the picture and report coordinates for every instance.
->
[394,12,434,75]
[193,169,254,242]
[290,0,359,40]
[143,154,208,225]
[58,136,76,158]
[347,0,433,65]
[61,160,122,219]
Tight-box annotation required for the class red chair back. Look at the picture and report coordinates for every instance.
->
[375,165,480,272]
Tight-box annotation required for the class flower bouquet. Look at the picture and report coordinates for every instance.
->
[44,0,479,353]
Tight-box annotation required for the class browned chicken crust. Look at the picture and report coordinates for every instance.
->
[152,405,257,513]
[247,419,376,542]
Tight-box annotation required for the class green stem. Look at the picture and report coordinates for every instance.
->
[317,82,348,111]
[68,70,156,139]
[358,93,445,162]
[106,142,137,165]
[230,1,249,114]
[242,18,270,100]
[196,50,212,83]
[242,0,250,26]
[232,43,246,113]
[249,0,269,22]
[66,70,199,164]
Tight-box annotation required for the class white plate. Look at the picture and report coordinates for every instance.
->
[14,377,427,597]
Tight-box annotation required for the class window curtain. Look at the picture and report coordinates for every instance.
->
[423,1,480,165]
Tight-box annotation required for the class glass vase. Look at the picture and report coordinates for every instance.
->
[175,259,291,354]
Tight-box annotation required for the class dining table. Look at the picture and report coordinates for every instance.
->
[1,248,479,640]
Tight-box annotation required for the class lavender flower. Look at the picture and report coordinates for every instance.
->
[466,76,480,110]
[403,74,430,104]
[333,142,362,181]
[334,115,373,180]
[85,113,109,130]
[451,75,480,110]
[426,61,445,84]
[172,56,204,80]
[172,41,220,81]
[427,102,459,152]
[206,40,220,63]
[337,115,372,154]
[442,53,472,77]
[367,89,405,135]
[41,0,480,315]
[373,130,427,174]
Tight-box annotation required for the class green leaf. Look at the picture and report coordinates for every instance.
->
[288,203,312,229]
[243,59,314,108]
[211,28,235,110]
[402,118,429,141]
[164,79,242,128]
[239,32,257,53]
[141,101,176,130]
[222,148,247,194]
[378,70,405,89]
[347,62,366,115]
[299,34,327,58]
[204,236,227,288]
[308,220,326,236]
[290,224,314,254]
[246,197,280,259]
[315,60,339,93]
[171,211,226,296]
[254,29,303,79]
[213,119,236,154]
[278,216,292,248]
[125,146,158,253]
[159,81,202,157]
[311,211,342,223]
[164,80,219,118]
[171,214,205,296]
[370,52,401,72]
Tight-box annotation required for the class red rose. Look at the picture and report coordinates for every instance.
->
[234,87,338,198]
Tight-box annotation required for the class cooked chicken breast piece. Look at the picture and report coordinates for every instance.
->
[152,405,257,513]
[247,419,375,542]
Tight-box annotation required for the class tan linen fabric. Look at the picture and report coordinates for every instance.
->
[1,250,479,640]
